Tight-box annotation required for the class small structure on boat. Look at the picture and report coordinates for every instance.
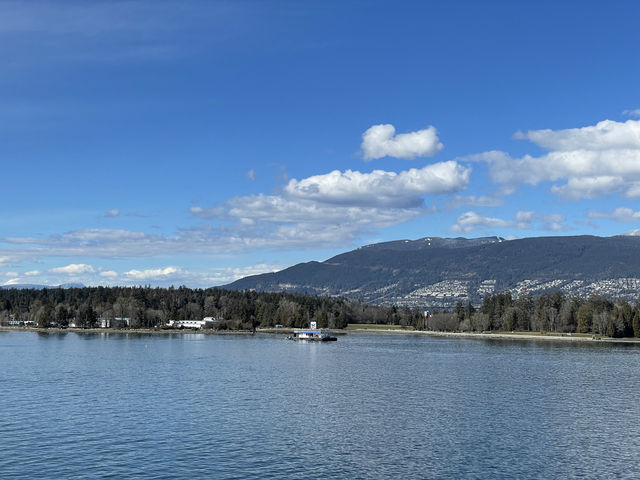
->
[288,322,337,341]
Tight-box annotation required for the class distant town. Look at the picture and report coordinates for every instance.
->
[393,277,640,310]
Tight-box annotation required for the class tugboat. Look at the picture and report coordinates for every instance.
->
[288,321,337,341]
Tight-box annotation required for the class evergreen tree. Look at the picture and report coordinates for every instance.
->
[632,309,640,338]
[576,304,593,333]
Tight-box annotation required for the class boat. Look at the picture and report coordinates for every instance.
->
[288,328,337,341]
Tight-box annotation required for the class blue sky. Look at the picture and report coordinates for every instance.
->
[2,0,640,288]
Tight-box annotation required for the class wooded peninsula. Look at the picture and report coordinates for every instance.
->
[1,286,639,338]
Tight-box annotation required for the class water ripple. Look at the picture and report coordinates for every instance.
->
[2,332,640,478]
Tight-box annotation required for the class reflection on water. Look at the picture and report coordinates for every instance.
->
[1,331,639,479]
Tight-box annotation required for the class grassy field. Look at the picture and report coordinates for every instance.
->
[491,331,596,338]
[346,324,414,330]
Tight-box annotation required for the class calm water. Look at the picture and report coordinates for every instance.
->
[1,331,640,479]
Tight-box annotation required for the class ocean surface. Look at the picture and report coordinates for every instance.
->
[1,331,640,479]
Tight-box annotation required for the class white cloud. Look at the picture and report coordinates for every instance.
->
[99,270,118,278]
[225,194,421,227]
[115,263,285,286]
[540,214,569,232]
[589,207,640,223]
[0,1,247,68]
[246,169,256,181]
[550,176,625,199]
[1,261,287,289]
[206,264,285,285]
[451,211,515,234]
[473,119,640,200]
[189,205,227,220]
[447,194,504,209]
[184,161,470,251]
[1,113,466,262]
[625,184,640,198]
[49,263,95,275]
[514,119,640,151]
[284,161,470,207]
[515,210,535,223]
[451,210,568,234]
[0,256,19,265]
[361,124,443,160]
[2,224,355,258]
[124,266,181,281]
[4,229,160,256]
[1,230,175,266]
[112,263,285,286]
[5,162,462,258]
[623,109,640,118]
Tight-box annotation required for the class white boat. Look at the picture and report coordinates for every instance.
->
[288,329,337,341]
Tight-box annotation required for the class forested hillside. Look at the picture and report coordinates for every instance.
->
[2,285,639,338]
[427,292,640,338]
[225,235,640,309]
[0,286,421,330]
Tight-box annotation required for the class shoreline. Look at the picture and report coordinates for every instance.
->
[344,328,640,344]
[2,326,640,344]
[0,326,256,335]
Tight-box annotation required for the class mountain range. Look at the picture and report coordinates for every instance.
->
[225,235,640,309]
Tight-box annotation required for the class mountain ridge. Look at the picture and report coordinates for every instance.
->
[224,235,640,309]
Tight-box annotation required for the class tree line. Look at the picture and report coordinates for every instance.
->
[424,291,640,338]
[3,286,637,337]
[0,286,422,330]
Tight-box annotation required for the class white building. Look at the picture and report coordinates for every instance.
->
[167,318,219,329]
[98,317,131,328]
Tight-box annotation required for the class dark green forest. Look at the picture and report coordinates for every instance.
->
[0,286,421,330]
[425,291,640,338]
[2,286,639,338]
